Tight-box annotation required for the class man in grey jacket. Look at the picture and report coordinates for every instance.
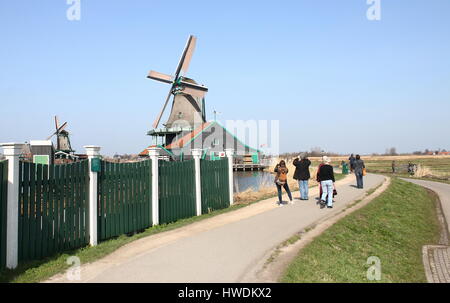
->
[353,155,365,189]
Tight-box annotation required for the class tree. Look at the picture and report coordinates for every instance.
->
[389,147,398,156]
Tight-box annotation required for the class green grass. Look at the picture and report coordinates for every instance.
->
[280,178,441,283]
[364,158,450,177]
[0,173,346,283]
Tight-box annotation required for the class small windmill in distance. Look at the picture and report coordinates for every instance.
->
[46,116,75,158]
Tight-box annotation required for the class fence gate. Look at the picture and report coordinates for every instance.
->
[0,160,8,270]
[201,159,230,214]
[159,160,196,224]
[18,160,89,262]
[97,160,152,241]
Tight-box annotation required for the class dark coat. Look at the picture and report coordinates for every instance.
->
[349,156,356,169]
[293,158,311,181]
[317,164,335,182]
[354,159,365,174]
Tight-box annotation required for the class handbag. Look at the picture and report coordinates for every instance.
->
[333,189,337,196]
[362,168,367,176]
[276,180,286,186]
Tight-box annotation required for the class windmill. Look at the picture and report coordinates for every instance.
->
[46,116,74,154]
[147,35,208,135]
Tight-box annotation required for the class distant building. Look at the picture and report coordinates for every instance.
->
[29,140,55,165]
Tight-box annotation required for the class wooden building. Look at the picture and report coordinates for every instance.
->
[140,121,262,165]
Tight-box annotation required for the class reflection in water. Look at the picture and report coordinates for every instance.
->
[233,171,274,193]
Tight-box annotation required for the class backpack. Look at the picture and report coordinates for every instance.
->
[277,167,288,184]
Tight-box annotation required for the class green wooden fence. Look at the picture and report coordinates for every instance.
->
[0,160,8,270]
[1,156,230,268]
[201,159,230,214]
[97,160,152,241]
[18,161,89,262]
[159,160,196,224]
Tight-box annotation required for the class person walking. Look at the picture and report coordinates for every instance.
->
[391,160,396,174]
[354,155,366,189]
[274,160,293,206]
[318,156,335,209]
[293,154,311,200]
[349,154,356,173]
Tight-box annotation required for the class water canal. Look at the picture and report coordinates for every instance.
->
[233,170,274,193]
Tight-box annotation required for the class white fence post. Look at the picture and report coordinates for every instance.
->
[225,149,234,206]
[1,142,24,269]
[84,145,101,246]
[148,147,160,225]
[192,149,202,216]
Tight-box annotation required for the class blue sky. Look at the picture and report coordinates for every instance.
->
[1,0,449,156]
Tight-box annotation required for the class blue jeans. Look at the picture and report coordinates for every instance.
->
[321,180,334,207]
[298,180,309,199]
[355,172,364,188]
[276,182,292,203]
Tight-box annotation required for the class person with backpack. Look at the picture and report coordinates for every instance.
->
[293,154,311,200]
[318,156,335,209]
[274,160,293,206]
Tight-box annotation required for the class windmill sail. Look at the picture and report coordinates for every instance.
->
[147,35,208,129]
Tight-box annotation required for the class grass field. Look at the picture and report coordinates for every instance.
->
[280,178,441,283]
[299,155,450,180]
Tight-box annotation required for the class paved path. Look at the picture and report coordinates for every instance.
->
[402,179,450,283]
[48,173,385,283]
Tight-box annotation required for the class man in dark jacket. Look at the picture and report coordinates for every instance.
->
[293,154,311,200]
[354,155,365,188]
[349,154,356,173]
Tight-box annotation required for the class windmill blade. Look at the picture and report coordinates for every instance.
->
[147,70,174,84]
[46,133,56,140]
[57,122,68,133]
[174,35,196,79]
[54,116,60,131]
[180,36,196,75]
[181,86,207,99]
[152,89,173,129]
